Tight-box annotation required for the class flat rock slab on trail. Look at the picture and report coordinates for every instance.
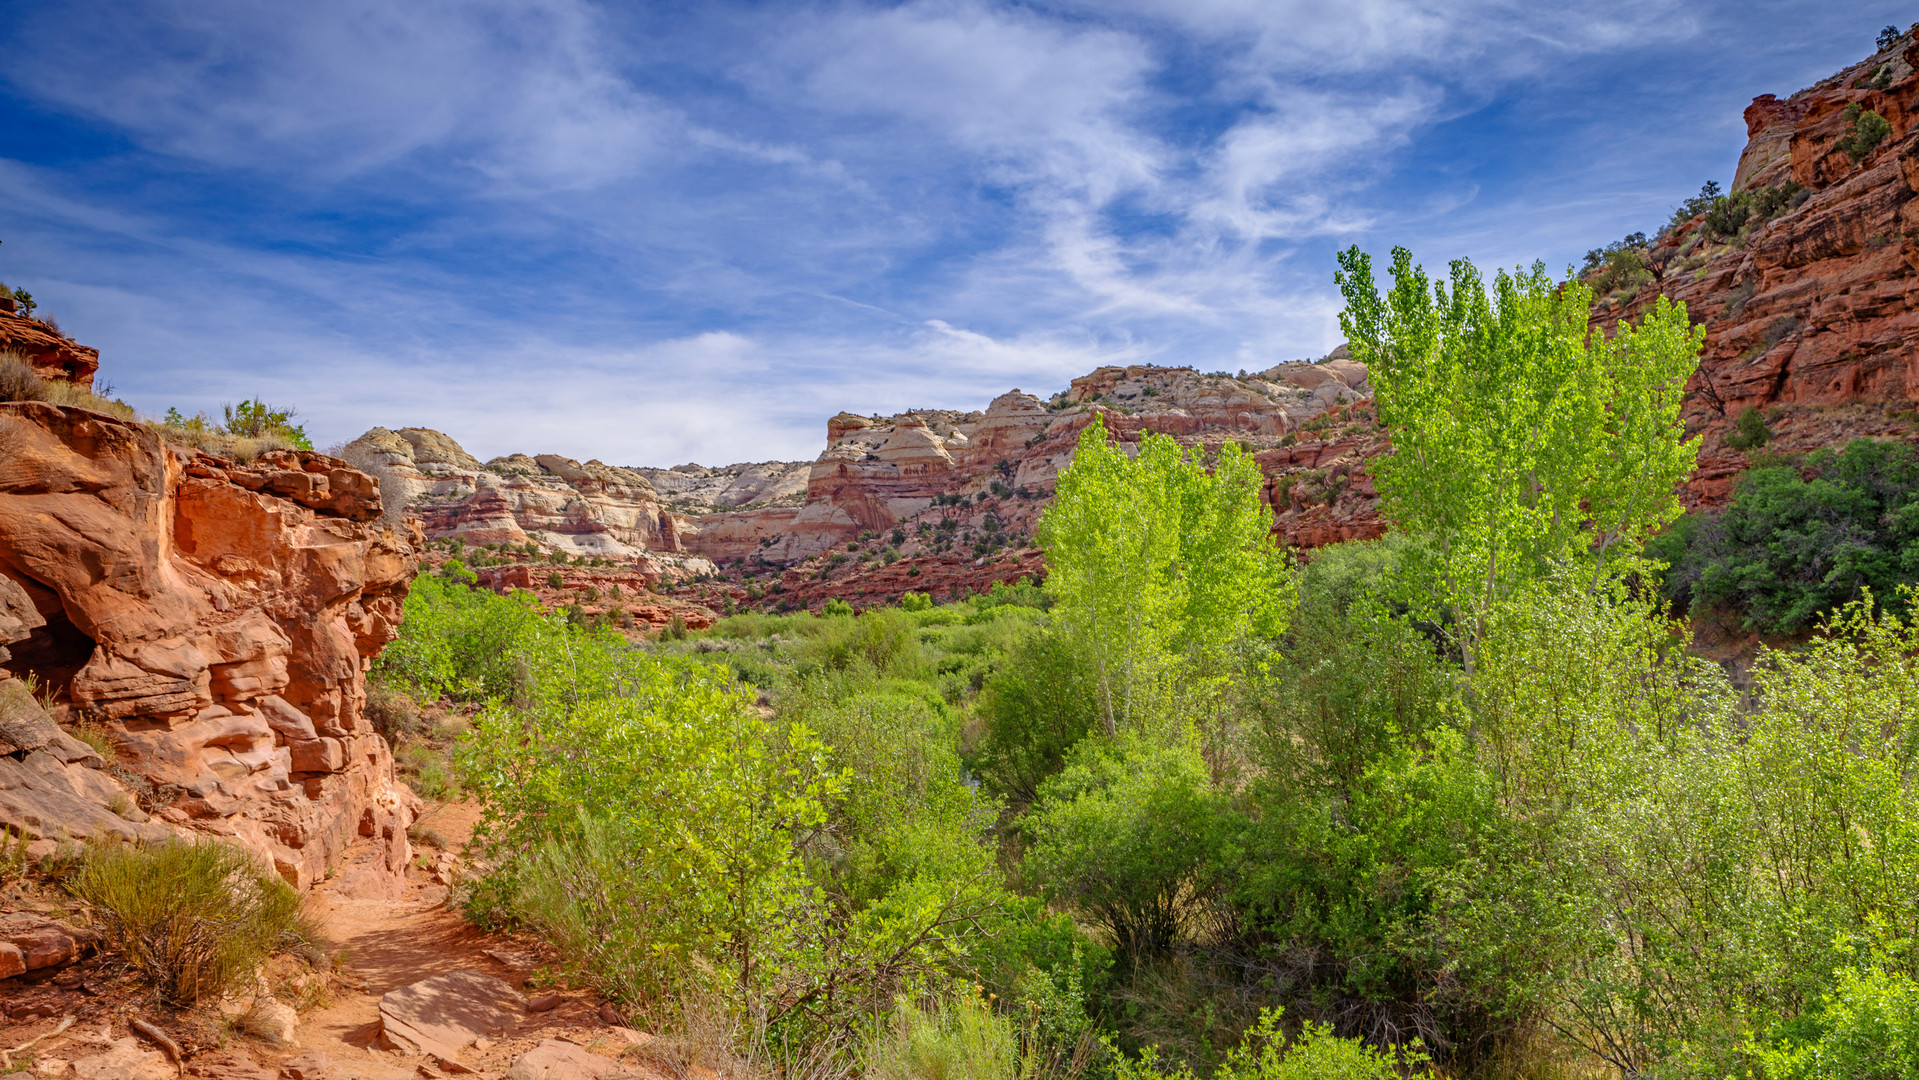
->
[378,969,525,1061]
[504,1038,628,1080]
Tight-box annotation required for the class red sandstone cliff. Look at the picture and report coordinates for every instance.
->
[0,311,99,390]
[1,399,421,892]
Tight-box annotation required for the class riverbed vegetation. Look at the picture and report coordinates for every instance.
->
[372,251,1919,1078]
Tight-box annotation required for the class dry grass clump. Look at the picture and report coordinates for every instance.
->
[145,419,299,464]
[66,839,312,1005]
[2,351,296,462]
[0,350,136,421]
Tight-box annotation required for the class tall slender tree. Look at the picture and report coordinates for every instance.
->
[1335,247,1702,672]
[1038,416,1291,733]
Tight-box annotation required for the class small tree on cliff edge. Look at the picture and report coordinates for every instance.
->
[1335,246,1702,674]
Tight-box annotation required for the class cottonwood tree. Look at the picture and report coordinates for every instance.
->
[1037,416,1292,734]
[1335,247,1702,673]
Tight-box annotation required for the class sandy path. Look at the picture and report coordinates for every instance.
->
[286,801,647,1079]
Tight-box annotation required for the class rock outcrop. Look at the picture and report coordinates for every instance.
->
[364,359,1378,613]
[337,428,716,578]
[1,401,420,891]
[674,363,1376,573]
[0,311,99,390]
[1594,29,1919,506]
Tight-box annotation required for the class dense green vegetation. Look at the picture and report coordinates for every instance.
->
[1653,437,1919,634]
[374,250,1919,1078]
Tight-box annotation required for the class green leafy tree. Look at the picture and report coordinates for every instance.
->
[1037,416,1292,732]
[1334,247,1702,671]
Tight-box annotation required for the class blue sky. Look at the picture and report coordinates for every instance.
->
[0,1,1904,465]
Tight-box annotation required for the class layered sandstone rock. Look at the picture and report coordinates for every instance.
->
[0,402,419,890]
[362,352,1375,604]
[0,311,99,390]
[628,460,810,514]
[1592,29,1919,508]
[338,428,717,577]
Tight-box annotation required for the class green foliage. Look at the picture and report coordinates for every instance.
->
[1252,536,1452,795]
[902,591,933,611]
[1025,737,1228,960]
[1841,103,1894,162]
[1454,582,1919,1074]
[1581,232,1651,294]
[373,569,549,700]
[1108,1009,1431,1080]
[1336,246,1703,669]
[464,647,844,1019]
[973,577,1050,612]
[1038,417,1292,732]
[68,840,308,1005]
[1758,957,1919,1080]
[1652,438,1919,633]
[824,597,856,617]
[220,399,313,450]
[1881,25,1903,51]
[1667,180,1724,234]
[974,629,1102,805]
[864,994,1024,1080]
[1726,405,1770,450]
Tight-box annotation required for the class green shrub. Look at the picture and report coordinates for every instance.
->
[1665,180,1725,234]
[1025,738,1230,961]
[1841,103,1893,162]
[863,994,1022,1080]
[68,840,308,1005]
[824,597,855,617]
[374,571,549,701]
[1582,233,1652,293]
[1651,438,1919,632]
[1109,1008,1431,1080]
[1725,406,1770,451]
[901,591,933,612]
[972,577,1050,612]
[218,399,312,450]
[1757,960,1919,1080]
[973,628,1100,805]
[466,653,839,1013]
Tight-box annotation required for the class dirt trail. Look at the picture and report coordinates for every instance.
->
[0,800,656,1080]
[285,800,648,1079]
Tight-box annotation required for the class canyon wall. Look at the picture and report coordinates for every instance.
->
[2,396,420,893]
[1591,29,1919,506]
[338,427,722,580]
[368,357,1379,612]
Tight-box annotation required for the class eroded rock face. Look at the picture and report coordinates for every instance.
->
[1595,34,1919,508]
[0,311,99,390]
[337,428,715,576]
[673,364,1375,571]
[0,402,419,890]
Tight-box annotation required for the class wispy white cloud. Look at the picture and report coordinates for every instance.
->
[0,0,1901,468]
